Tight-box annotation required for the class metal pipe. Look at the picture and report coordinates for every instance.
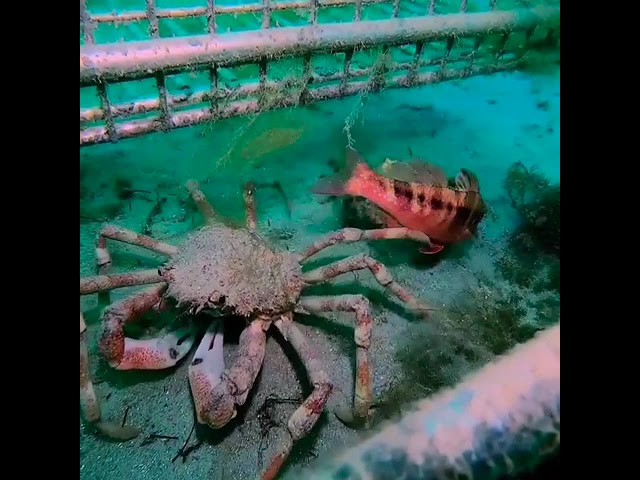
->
[80,7,559,85]
[297,323,560,480]
[80,61,518,146]
[87,0,390,25]
[79,51,484,123]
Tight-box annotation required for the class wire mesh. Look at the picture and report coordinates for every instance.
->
[80,0,560,146]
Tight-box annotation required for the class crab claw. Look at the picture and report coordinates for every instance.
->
[188,320,237,427]
[112,326,196,370]
[100,302,197,371]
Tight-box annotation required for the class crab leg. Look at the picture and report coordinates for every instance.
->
[303,253,431,316]
[80,269,164,295]
[262,316,333,480]
[96,224,178,274]
[298,227,434,262]
[185,180,217,223]
[298,295,373,428]
[189,318,268,428]
[243,181,258,231]
[94,224,176,303]
[99,284,196,370]
[80,312,140,440]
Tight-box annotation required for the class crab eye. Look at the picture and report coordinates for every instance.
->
[212,295,226,306]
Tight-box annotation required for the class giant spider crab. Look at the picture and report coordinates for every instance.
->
[79,180,432,479]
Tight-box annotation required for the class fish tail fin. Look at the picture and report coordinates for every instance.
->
[311,147,372,196]
[456,169,480,192]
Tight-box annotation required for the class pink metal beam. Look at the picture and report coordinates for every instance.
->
[80,7,559,85]
[87,0,390,25]
[302,323,560,479]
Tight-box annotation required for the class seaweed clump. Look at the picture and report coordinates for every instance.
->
[373,270,557,424]
[505,162,560,256]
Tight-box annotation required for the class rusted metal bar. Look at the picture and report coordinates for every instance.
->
[80,61,517,146]
[80,7,559,85]
[298,323,560,480]
[96,82,117,141]
[155,72,171,131]
[300,52,313,104]
[354,0,363,21]
[392,0,400,18]
[80,51,491,123]
[209,64,219,115]
[262,0,272,29]
[340,49,354,96]
[441,35,456,68]
[309,0,319,25]
[87,0,390,25]
[146,0,160,38]
[80,0,95,44]
[258,60,269,109]
[406,40,424,85]
[466,35,483,70]
[206,0,217,33]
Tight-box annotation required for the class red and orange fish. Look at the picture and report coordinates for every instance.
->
[311,148,487,254]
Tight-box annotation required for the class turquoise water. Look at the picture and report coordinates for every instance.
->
[80,2,560,479]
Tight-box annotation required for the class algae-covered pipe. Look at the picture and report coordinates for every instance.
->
[80,7,560,85]
[301,323,560,480]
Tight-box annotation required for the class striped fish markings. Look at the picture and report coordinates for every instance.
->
[311,148,487,254]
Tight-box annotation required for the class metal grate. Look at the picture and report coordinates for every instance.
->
[80,0,560,146]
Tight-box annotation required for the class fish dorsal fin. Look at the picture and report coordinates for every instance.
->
[380,159,448,186]
[345,147,366,170]
[455,168,480,192]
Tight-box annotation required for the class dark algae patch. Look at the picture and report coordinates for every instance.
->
[504,161,560,258]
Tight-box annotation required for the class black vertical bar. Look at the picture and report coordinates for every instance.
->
[309,0,318,25]
[96,82,118,142]
[80,0,95,44]
[146,0,159,38]
[156,72,171,132]
[392,0,400,18]
[207,0,217,33]
[262,0,271,29]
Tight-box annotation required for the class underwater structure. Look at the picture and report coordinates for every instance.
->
[298,323,560,479]
[80,1,560,146]
[80,1,560,479]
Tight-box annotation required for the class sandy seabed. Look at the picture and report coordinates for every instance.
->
[80,69,560,480]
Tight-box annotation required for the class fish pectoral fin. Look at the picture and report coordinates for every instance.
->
[419,243,445,255]
[455,169,480,192]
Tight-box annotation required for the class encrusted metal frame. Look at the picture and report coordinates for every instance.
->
[80,1,560,147]
[301,323,560,479]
